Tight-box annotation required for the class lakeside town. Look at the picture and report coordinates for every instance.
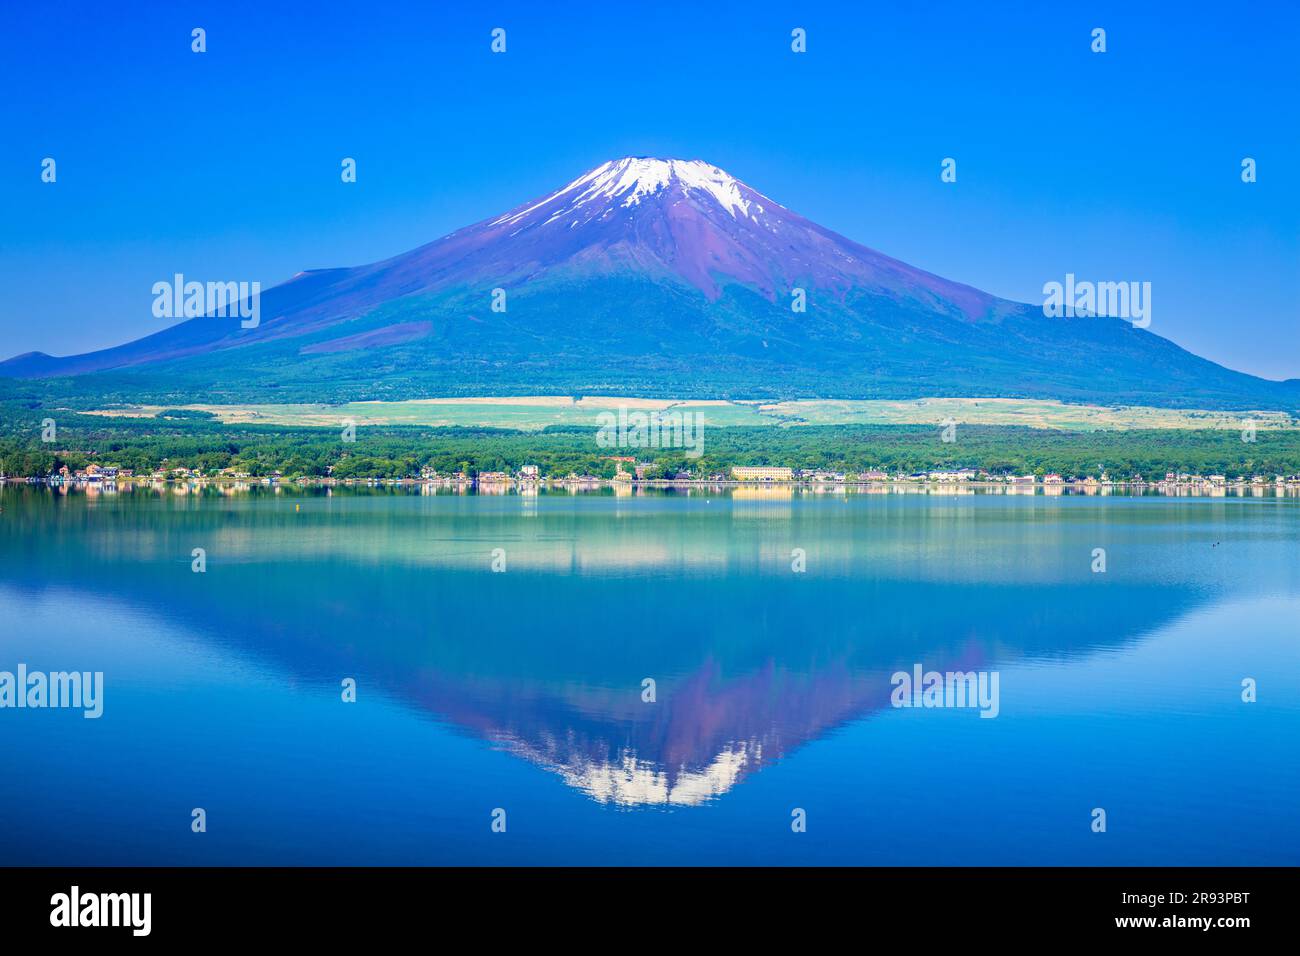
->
[7,460,1300,497]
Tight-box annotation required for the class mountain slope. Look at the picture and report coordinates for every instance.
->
[3,157,1296,410]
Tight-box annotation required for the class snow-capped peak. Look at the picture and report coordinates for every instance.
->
[492,157,764,228]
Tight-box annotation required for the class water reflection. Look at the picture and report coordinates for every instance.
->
[3,486,1297,808]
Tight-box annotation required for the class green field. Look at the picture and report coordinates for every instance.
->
[10,399,1300,480]
[81,396,1300,432]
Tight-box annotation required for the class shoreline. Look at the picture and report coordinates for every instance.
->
[6,475,1299,498]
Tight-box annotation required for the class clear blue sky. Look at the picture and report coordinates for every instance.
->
[2,0,1296,378]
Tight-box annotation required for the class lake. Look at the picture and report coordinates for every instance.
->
[1,484,1297,865]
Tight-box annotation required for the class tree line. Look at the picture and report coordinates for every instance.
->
[2,405,1299,480]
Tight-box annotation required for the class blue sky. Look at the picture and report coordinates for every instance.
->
[2,0,1297,379]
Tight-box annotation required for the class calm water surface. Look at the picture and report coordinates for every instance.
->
[1,485,1297,864]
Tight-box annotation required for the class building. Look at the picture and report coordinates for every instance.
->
[731,466,793,482]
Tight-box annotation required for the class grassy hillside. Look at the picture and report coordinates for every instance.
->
[3,278,1298,412]
[72,396,1300,432]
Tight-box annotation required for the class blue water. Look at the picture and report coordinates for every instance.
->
[1,485,1297,864]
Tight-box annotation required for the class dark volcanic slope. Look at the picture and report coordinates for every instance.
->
[3,157,1296,410]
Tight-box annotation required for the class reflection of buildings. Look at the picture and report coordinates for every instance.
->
[731,485,794,501]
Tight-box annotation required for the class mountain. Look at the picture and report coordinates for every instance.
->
[3,157,1296,410]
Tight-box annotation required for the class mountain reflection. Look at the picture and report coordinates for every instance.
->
[4,487,1280,806]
